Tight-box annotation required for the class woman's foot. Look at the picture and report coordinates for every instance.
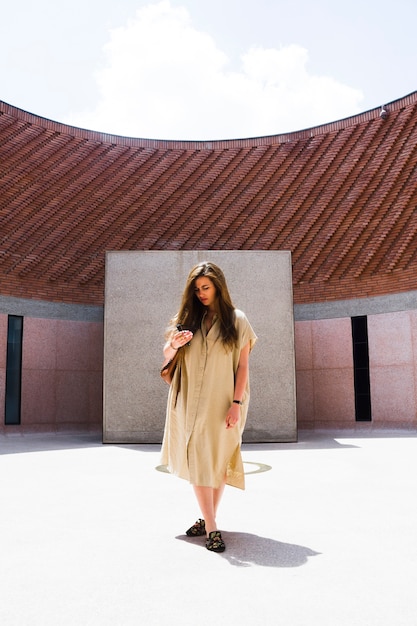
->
[185,518,206,537]
[206,530,226,553]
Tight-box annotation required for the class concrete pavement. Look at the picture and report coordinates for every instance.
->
[0,430,416,626]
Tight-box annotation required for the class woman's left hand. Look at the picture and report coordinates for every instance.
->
[225,403,240,429]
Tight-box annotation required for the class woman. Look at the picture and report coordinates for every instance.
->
[161,262,257,553]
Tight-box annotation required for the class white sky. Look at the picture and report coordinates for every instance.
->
[1,0,416,140]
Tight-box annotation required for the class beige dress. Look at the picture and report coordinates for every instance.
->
[161,309,257,490]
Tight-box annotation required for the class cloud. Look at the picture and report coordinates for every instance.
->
[65,0,363,140]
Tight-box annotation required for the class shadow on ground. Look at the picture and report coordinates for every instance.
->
[0,433,103,455]
[176,532,320,568]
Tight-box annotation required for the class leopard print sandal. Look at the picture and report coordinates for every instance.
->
[185,518,206,537]
[205,530,226,553]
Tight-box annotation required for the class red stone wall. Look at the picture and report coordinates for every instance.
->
[0,314,103,434]
[2,310,417,434]
[295,313,417,430]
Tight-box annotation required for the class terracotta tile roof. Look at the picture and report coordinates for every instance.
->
[1,93,417,306]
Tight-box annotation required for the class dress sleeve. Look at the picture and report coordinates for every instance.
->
[235,309,257,352]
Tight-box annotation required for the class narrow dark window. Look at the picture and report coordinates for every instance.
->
[351,316,372,421]
[5,315,24,425]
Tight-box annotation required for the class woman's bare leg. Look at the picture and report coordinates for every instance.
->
[213,479,226,518]
[193,477,226,535]
[193,486,216,534]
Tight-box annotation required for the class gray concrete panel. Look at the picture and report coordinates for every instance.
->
[103,251,297,443]
[0,295,103,321]
[294,289,417,320]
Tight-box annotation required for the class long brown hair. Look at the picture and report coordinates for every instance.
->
[169,262,238,349]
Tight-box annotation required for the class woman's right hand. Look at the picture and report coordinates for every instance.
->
[170,329,193,350]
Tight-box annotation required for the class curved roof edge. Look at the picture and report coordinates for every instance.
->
[1,90,417,150]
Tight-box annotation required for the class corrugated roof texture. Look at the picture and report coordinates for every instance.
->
[1,93,417,306]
